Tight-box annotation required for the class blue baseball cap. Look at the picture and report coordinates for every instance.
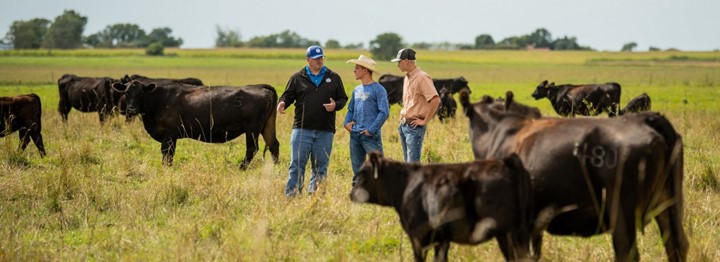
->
[306,45,324,59]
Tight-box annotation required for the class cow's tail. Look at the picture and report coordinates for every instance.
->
[28,93,42,131]
[261,84,280,164]
[503,153,534,259]
[642,112,689,260]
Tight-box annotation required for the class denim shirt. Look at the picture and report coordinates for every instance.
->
[343,82,390,135]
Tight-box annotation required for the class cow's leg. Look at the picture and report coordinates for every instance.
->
[496,233,514,261]
[32,131,46,157]
[655,208,689,262]
[611,207,639,261]
[433,241,450,262]
[161,138,177,166]
[58,97,70,123]
[240,132,260,170]
[17,129,31,152]
[409,238,427,262]
[530,232,544,260]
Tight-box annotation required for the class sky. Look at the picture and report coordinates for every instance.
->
[1,0,719,51]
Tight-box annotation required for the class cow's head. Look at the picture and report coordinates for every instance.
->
[531,80,551,99]
[461,90,541,158]
[111,80,157,116]
[350,151,385,204]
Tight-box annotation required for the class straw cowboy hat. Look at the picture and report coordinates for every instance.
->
[346,55,380,74]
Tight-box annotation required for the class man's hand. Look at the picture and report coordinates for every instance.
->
[323,98,336,112]
[276,101,286,114]
[344,121,354,132]
[410,117,428,128]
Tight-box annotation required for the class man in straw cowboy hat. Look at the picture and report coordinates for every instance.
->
[343,55,390,187]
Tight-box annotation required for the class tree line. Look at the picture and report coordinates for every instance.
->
[2,10,182,55]
[2,9,617,59]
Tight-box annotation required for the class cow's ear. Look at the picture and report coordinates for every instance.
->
[541,80,548,86]
[144,83,158,92]
[111,82,127,92]
[505,91,515,110]
[481,95,494,104]
[368,151,383,179]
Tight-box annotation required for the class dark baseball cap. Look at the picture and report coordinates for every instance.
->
[390,48,416,62]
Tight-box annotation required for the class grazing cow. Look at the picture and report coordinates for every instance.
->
[437,87,457,122]
[350,152,534,261]
[115,74,205,121]
[619,93,652,115]
[378,74,405,106]
[378,74,471,107]
[433,76,470,94]
[460,90,688,261]
[532,80,621,117]
[57,74,115,123]
[0,93,46,157]
[111,80,280,169]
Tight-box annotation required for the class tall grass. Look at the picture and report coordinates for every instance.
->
[1,49,719,261]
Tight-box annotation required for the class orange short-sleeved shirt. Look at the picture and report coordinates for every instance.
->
[400,67,438,121]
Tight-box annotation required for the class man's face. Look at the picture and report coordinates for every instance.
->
[396,59,409,72]
[353,65,367,80]
[307,57,324,72]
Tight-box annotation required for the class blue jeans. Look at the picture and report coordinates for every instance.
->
[285,128,334,196]
[349,131,383,186]
[398,124,427,162]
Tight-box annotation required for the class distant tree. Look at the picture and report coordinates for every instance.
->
[6,18,50,49]
[215,26,243,47]
[145,42,164,56]
[143,27,182,47]
[621,42,637,52]
[649,46,661,52]
[527,28,552,48]
[495,36,528,50]
[474,34,495,49]
[43,10,87,49]
[245,30,318,48]
[370,32,404,60]
[325,39,341,49]
[552,36,579,50]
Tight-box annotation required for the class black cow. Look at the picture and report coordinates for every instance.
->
[378,74,404,106]
[378,74,471,107]
[433,76,470,94]
[111,80,280,169]
[0,93,46,157]
[115,74,205,121]
[350,152,534,261]
[57,74,115,123]
[461,91,688,261]
[532,80,621,117]
[437,87,457,122]
[619,93,652,115]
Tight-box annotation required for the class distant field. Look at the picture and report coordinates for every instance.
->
[1,48,719,261]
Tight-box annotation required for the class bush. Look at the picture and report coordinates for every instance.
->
[145,43,164,56]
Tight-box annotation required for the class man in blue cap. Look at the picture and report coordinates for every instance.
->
[277,45,348,197]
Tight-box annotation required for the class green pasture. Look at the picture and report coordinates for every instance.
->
[1,49,719,261]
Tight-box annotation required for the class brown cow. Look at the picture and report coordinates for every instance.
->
[0,93,46,157]
[460,90,688,261]
[57,74,115,123]
[350,152,534,261]
[111,80,279,169]
[532,80,621,117]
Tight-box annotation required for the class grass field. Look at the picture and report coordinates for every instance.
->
[1,48,719,261]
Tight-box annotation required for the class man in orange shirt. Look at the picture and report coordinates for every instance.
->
[391,48,440,162]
